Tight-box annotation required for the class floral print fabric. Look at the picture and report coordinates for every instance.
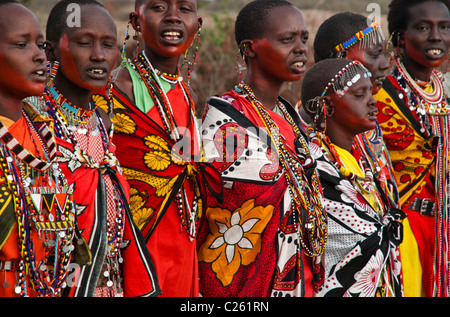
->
[308,140,404,297]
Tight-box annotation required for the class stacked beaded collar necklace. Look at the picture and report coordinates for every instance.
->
[0,107,76,297]
[43,83,100,136]
[393,56,449,135]
[236,81,327,257]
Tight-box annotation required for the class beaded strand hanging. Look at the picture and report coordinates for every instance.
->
[235,81,327,257]
[0,106,76,297]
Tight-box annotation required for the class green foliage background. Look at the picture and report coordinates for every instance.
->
[20,0,391,114]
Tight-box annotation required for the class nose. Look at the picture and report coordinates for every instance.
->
[33,43,46,65]
[429,25,443,42]
[91,41,106,61]
[164,5,182,24]
[379,51,390,72]
[368,94,377,107]
[294,37,308,55]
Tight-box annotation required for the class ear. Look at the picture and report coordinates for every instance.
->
[240,40,255,59]
[398,30,405,46]
[323,96,335,117]
[44,40,58,62]
[198,16,203,29]
[130,11,140,32]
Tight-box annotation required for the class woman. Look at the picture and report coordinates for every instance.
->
[111,0,221,297]
[0,0,79,297]
[374,0,450,297]
[302,58,404,297]
[197,0,327,297]
[33,0,160,297]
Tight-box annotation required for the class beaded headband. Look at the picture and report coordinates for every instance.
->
[322,60,371,97]
[334,21,385,53]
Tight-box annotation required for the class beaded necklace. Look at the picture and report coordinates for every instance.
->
[129,51,200,144]
[236,82,327,257]
[392,56,450,296]
[394,57,450,135]
[128,51,203,241]
[43,84,126,294]
[310,128,388,215]
[0,107,76,297]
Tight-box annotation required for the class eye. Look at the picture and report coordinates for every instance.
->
[302,34,309,43]
[417,24,430,32]
[77,40,92,46]
[151,3,166,11]
[281,36,294,43]
[14,42,27,48]
[180,5,193,12]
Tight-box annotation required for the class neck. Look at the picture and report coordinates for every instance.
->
[401,54,434,82]
[143,47,180,76]
[325,123,355,152]
[243,75,282,111]
[0,93,24,122]
[53,75,93,110]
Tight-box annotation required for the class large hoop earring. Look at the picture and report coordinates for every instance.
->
[184,23,202,86]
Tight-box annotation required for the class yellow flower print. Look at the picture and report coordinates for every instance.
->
[92,94,110,113]
[113,113,136,134]
[144,135,170,152]
[198,199,274,287]
[144,151,171,171]
[132,207,155,230]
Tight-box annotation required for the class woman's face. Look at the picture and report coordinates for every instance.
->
[136,0,200,58]
[53,5,118,92]
[402,1,450,69]
[330,71,378,136]
[0,4,46,99]
[346,41,390,94]
[250,5,309,83]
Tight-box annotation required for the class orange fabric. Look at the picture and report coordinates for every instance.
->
[0,115,45,297]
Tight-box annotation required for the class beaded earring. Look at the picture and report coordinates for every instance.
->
[235,47,247,81]
[121,18,131,59]
[47,61,60,86]
[387,30,402,63]
[184,23,202,86]
[122,14,140,60]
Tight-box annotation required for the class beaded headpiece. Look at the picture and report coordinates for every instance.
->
[334,21,385,53]
[322,60,371,97]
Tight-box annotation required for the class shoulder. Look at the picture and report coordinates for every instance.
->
[112,66,135,104]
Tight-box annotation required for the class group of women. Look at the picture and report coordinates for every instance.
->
[0,0,449,298]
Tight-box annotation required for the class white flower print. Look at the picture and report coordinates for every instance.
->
[210,211,259,264]
[347,249,384,297]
